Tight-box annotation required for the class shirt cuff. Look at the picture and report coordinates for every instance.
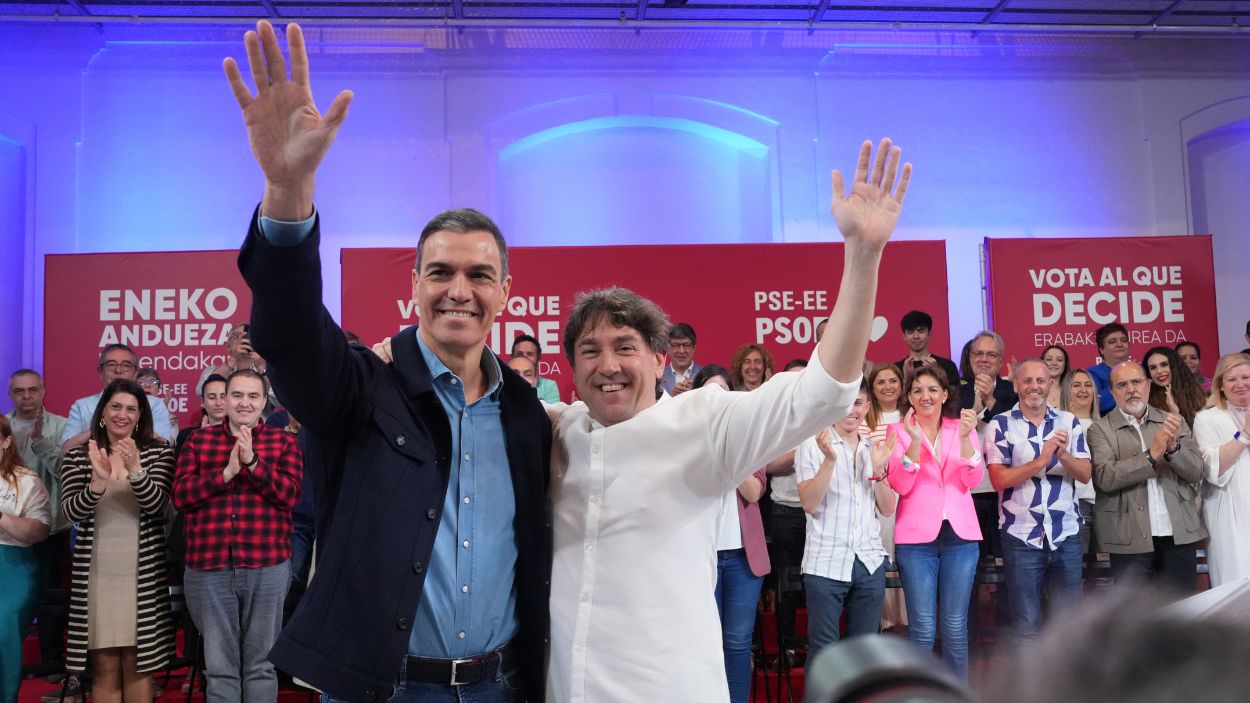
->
[258,209,317,246]
[966,451,984,467]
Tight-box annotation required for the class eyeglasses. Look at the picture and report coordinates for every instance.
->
[971,351,1002,359]
[1112,377,1148,392]
[670,342,694,350]
[101,361,136,372]
[138,379,160,389]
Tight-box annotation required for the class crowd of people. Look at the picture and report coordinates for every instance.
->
[4,17,1250,703]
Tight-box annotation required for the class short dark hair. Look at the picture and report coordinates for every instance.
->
[89,379,160,450]
[415,208,509,278]
[668,323,697,345]
[1175,340,1200,358]
[563,287,670,363]
[9,368,41,383]
[137,367,160,382]
[783,358,808,372]
[98,344,137,367]
[512,334,541,359]
[900,310,933,333]
[693,364,734,391]
[200,373,228,399]
[226,368,270,396]
[902,363,960,419]
[1095,322,1129,351]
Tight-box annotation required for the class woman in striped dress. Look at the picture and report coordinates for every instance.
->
[60,379,174,703]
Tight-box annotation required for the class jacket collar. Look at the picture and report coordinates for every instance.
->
[1111,403,1163,429]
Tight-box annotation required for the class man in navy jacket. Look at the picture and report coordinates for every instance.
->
[230,20,551,703]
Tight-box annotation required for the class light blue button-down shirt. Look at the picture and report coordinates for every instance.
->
[256,210,520,657]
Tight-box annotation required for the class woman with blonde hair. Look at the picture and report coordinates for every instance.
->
[60,379,175,703]
[0,415,52,702]
[1194,353,1250,586]
[1061,368,1100,562]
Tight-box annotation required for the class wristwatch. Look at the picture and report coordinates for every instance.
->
[127,469,148,483]
[242,453,260,469]
[1236,431,1250,447]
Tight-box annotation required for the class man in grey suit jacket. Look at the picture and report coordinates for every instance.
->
[1087,361,1206,594]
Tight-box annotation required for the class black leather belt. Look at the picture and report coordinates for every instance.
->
[405,640,518,687]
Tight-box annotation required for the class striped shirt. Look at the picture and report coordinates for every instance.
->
[795,430,887,582]
[985,405,1089,548]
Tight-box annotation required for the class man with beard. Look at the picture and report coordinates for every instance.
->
[986,360,1091,639]
[1087,361,1205,593]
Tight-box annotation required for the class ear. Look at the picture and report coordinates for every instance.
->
[653,350,667,380]
[498,274,513,315]
[410,269,420,316]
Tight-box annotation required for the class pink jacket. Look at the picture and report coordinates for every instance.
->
[886,418,984,544]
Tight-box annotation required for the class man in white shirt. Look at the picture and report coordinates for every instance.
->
[544,139,911,703]
[60,344,177,451]
[795,384,896,654]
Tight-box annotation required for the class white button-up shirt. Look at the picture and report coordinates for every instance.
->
[1121,409,1174,536]
[546,354,858,702]
[795,431,887,582]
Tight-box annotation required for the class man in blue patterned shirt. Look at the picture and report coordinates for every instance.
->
[986,359,1093,640]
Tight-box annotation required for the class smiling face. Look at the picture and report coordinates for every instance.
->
[102,392,141,443]
[1220,361,1250,409]
[1042,347,1067,379]
[1066,370,1096,416]
[872,368,902,408]
[572,319,665,427]
[1014,360,1052,414]
[908,371,948,421]
[740,351,766,390]
[411,230,512,364]
[1145,352,1172,388]
[970,336,1003,377]
[226,375,266,429]
[669,336,695,371]
[837,390,870,434]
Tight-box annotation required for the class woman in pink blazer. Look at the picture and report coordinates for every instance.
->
[887,364,982,680]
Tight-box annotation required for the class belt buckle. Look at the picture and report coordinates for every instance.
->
[449,656,476,686]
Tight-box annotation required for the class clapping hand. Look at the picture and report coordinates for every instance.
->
[902,407,924,442]
[830,139,911,253]
[86,439,115,484]
[815,429,837,460]
[958,409,978,438]
[1149,413,1183,460]
[113,436,142,477]
[870,432,898,473]
[236,424,256,468]
[225,21,353,221]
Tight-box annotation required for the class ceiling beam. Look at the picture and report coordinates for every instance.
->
[635,0,647,21]
[452,0,464,20]
[982,0,1011,24]
[258,0,279,17]
[63,0,92,15]
[1149,0,1187,25]
[809,0,833,25]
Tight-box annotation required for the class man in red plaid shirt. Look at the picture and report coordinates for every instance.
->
[173,369,302,703]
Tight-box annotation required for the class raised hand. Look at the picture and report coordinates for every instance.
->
[224,442,243,483]
[225,21,353,221]
[815,429,837,460]
[830,139,912,254]
[31,412,43,440]
[974,374,996,409]
[113,437,142,476]
[1164,386,1180,415]
[1149,414,1182,460]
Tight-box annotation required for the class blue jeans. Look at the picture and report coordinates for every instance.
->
[185,561,290,703]
[895,522,979,681]
[714,549,763,703]
[1001,531,1083,640]
[324,655,521,703]
[804,559,886,656]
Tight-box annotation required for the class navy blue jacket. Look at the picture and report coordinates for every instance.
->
[239,211,551,702]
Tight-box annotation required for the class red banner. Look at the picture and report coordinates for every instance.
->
[43,251,251,422]
[341,241,951,401]
[985,235,1218,373]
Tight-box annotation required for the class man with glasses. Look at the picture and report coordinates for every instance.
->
[959,331,1018,424]
[60,344,177,451]
[660,323,701,396]
[1087,361,1205,592]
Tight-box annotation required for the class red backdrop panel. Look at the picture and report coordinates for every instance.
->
[341,241,950,401]
[985,235,1218,374]
[43,251,251,421]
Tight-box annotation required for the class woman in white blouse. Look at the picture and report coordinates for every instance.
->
[0,415,53,703]
[1194,352,1250,586]
[1060,369,1099,557]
